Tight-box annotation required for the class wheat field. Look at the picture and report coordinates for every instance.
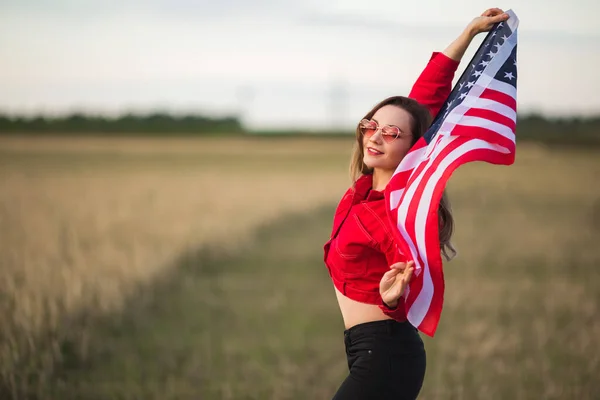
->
[0,135,599,399]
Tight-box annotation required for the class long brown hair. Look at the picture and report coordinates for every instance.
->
[350,96,457,261]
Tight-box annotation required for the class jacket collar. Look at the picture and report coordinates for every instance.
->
[354,174,384,202]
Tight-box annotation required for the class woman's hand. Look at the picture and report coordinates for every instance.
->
[466,8,509,37]
[379,261,415,309]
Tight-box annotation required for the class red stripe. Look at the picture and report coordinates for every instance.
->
[480,88,516,111]
[464,108,516,131]
[451,125,515,156]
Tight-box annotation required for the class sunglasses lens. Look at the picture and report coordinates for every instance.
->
[381,126,400,143]
[362,128,376,137]
[360,120,377,137]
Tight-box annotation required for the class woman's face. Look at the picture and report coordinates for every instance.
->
[362,105,414,172]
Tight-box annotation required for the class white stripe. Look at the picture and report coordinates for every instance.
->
[438,113,515,143]
[424,134,445,160]
[389,189,404,209]
[394,145,427,174]
[506,9,520,31]
[443,101,515,125]
[456,116,515,142]
[487,79,517,100]
[457,96,517,122]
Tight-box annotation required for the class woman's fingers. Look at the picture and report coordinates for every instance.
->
[390,260,415,271]
[381,261,415,294]
[388,267,414,297]
[390,262,406,271]
[392,266,415,289]
[489,13,509,23]
[482,8,504,17]
[382,268,401,280]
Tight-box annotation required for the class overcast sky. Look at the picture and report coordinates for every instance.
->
[1,0,598,129]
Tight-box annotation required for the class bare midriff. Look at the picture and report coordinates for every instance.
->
[334,286,393,330]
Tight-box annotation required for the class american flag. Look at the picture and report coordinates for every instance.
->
[384,10,519,336]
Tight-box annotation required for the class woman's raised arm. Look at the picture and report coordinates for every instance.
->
[409,8,510,118]
[443,8,509,61]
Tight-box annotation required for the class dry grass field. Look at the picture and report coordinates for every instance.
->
[0,135,599,399]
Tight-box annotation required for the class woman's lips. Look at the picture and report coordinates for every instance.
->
[366,147,384,156]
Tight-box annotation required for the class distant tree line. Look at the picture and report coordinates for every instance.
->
[0,113,244,135]
[515,114,600,146]
[0,112,598,145]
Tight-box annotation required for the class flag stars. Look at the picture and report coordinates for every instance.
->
[479,60,490,67]
[459,92,468,100]
[504,71,515,80]
[501,34,508,42]
[486,50,497,58]
[494,43,502,51]
[472,70,483,78]
[466,81,475,89]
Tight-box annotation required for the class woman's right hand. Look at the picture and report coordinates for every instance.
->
[466,8,509,37]
[379,261,415,309]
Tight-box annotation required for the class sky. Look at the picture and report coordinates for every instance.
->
[1,0,599,129]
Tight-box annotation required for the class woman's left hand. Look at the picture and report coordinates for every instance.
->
[379,261,415,309]
[466,8,509,37]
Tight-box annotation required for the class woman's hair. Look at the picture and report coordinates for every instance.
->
[350,95,457,261]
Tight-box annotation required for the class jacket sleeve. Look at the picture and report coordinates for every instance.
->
[408,52,460,118]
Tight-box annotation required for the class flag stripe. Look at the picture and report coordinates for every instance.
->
[394,144,427,172]
[479,88,517,111]
[487,79,517,100]
[452,125,516,153]
[453,116,515,141]
[389,189,405,209]
[460,96,517,121]
[440,99,516,136]
[465,108,516,131]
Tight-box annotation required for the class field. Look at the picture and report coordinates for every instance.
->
[0,135,599,399]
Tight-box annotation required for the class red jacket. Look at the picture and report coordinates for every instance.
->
[323,52,459,321]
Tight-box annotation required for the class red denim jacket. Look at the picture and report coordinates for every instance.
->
[323,52,459,321]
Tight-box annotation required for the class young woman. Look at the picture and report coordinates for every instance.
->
[323,8,510,400]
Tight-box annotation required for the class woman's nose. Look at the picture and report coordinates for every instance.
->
[369,128,384,142]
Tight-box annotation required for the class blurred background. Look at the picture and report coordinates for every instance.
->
[0,1,599,399]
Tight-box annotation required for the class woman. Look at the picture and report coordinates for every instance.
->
[323,8,510,400]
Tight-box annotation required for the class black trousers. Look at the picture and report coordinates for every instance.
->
[332,319,426,400]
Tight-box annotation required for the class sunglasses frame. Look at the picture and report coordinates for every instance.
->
[359,119,405,143]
